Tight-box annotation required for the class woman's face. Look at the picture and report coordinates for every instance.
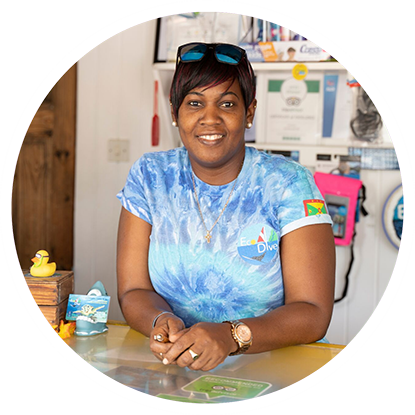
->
[174,79,256,171]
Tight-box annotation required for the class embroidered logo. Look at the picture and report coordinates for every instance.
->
[303,199,327,216]
[237,224,279,265]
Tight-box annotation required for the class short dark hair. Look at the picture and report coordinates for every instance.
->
[169,47,256,120]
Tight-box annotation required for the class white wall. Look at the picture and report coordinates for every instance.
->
[74,19,173,322]
[74,19,401,344]
[327,169,400,344]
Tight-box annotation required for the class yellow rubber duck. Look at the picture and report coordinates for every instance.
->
[30,250,56,277]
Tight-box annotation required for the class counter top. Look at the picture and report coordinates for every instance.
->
[64,323,344,403]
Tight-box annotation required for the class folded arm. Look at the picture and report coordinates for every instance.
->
[162,223,335,369]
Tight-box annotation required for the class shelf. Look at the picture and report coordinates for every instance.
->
[152,60,393,151]
[250,141,395,150]
[153,61,346,72]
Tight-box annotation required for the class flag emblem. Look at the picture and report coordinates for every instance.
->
[303,199,327,216]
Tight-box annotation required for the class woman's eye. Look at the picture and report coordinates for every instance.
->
[188,101,201,107]
[221,102,234,108]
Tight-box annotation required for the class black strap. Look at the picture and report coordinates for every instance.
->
[334,229,356,303]
[359,184,369,217]
[334,183,369,303]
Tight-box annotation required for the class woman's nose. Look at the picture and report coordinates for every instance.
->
[199,104,221,125]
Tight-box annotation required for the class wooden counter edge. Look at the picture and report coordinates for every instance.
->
[107,320,129,326]
[301,342,345,350]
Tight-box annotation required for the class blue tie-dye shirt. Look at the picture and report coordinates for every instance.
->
[117,146,332,327]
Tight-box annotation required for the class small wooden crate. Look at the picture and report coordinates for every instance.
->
[38,299,70,326]
[24,270,74,325]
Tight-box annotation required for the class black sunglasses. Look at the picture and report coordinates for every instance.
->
[176,42,247,66]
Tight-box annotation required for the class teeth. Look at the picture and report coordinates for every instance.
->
[198,135,223,140]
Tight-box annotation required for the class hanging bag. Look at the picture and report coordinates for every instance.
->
[314,172,368,303]
[314,172,363,246]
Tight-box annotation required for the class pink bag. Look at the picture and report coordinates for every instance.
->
[314,172,363,246]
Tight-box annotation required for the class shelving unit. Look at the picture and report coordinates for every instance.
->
[153,60,394,168]
[153,61,347,71]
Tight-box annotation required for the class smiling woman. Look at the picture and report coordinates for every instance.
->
[116,42,335,372]
[170,43,256,181]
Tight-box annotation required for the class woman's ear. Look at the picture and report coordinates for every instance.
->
[170,102,177,126]
[246,99,257,125]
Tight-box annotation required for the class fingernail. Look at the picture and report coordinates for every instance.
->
[163,358,169,365]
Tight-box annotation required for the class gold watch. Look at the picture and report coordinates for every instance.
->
[223,320,253,355]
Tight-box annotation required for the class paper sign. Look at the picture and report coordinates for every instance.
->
[182,375,271,400]
[66,294,110,323]
[266,75,322,145]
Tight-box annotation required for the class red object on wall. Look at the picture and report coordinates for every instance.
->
[152,80,159,146]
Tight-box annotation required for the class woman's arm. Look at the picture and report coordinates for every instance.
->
[162,223,335,369]
[117,207,184,338]
[242,222,335,352]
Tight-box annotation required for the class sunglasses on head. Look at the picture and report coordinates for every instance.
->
[176,42,247,66]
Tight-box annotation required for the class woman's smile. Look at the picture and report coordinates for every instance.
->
[196,133,225,145]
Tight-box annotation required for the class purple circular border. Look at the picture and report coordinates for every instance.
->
[2,4,415,409]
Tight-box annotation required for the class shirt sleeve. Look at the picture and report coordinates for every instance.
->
[278,164,332,237]
[116,157,153,225]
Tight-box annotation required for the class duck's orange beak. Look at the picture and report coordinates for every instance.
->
[31,257,39,264]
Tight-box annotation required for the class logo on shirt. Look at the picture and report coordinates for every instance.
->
[237,224,279,265]
[303,199,327,216]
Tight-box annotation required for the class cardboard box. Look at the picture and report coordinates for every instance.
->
[240,41,331,62]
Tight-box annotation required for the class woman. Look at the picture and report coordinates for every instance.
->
[117,42,335,372]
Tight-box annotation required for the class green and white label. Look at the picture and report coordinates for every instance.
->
[182,375,271,400]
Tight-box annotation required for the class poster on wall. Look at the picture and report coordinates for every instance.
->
[322,72,352,140]
[154,13,243,63]
[264,71,323,145]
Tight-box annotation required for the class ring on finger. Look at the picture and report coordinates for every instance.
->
[188,349,199,361]
[154,333,165,342]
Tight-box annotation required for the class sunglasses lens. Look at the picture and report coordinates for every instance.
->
[180,43,208,62]
[215,44,243,64]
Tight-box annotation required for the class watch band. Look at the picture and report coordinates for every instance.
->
[223,320,252,356]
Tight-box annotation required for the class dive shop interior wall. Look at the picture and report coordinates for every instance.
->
[74,18,401,345]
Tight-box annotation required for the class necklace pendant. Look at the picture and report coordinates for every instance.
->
[205,231,212,243]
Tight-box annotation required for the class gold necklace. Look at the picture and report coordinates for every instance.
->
[191,161,243,244]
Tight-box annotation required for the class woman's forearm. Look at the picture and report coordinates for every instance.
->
[241,301,331,354]
[118,288,174,337]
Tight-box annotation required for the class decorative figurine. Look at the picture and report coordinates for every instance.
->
[30,250,57,277]
[73,281,110,337]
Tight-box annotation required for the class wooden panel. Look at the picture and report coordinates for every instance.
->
[28,101,55,137]
[12,64,77,271]
[49,65,77,270]
[12,137,52,268]
[24,270,74,305]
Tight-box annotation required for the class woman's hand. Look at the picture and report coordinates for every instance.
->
[161,322,237,371]
[149,313,186,362]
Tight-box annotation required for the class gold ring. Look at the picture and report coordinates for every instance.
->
[189,349,199,361]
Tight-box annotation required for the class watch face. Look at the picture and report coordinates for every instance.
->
[236,324,252,343]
